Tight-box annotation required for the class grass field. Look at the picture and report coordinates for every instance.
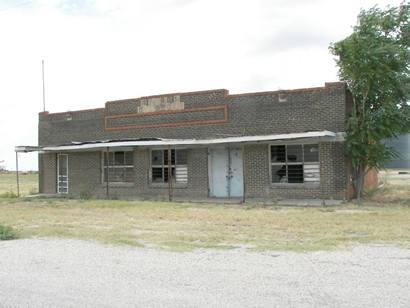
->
[0,171,409,251]
[0,172,37,196]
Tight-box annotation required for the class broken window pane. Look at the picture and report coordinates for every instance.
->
[152,167,163,182]
[272,164,287,183]
[271,145,286,162]
[164,149,176,165]
[171,150,176,165]
[152,150,163,166]
[270,144,319,184]
[287,145,302,163]
[287,165,304,183]
[164,167,176,182]
[304,144,319,162]
[151,149,188,183]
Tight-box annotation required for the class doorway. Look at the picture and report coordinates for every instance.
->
[209,147,244,198]
[57,154,68,194]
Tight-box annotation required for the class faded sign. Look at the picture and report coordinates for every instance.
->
[138,95,184,113]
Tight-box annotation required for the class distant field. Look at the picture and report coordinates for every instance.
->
[0,172,37,196]
[0,169,409,251]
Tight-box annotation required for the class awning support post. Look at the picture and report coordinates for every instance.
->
[241,144,246,204]
[15,151,20,197]
[106,147,109,199]
[168,146,173,202]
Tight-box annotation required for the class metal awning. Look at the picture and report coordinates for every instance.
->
[15,131,344,153]
[15,146,42,153]
[13,130,344,199]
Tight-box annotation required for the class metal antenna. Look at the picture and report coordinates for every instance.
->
[42,60,46,112]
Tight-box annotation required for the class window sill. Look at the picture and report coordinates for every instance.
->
[271,182,320,189]
[101,182,135,187]
[149,182,188,189]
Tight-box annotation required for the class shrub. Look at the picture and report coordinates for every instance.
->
[0,191,18,198]
[0,224,18,240]
[79,190,92,200]
[29,188,38,195]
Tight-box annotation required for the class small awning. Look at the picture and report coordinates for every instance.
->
[27,130,343,152]
[15,146,43,153]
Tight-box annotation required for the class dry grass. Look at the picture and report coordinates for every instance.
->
[0,172,37,196]
[0,171,409,251]
[0,198,409,251]
[367,169,410,205]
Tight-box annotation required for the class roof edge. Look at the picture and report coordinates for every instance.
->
[40,81,345,117]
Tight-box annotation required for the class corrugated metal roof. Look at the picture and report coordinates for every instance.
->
[38,131,340,152]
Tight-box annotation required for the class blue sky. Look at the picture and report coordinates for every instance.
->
[0,0,402,170]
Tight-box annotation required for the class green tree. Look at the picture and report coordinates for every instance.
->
[330,3,410,201]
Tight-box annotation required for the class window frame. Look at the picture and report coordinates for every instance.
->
[269,143,320,185]
[149,148,188,184]
[101,150,134,184]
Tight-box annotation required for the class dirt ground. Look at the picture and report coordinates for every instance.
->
[0,239,409,307]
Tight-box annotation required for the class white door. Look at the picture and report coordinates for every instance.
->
[209,148,229,197]
[229,148,244,197]
[57,154,68,194]
[209,147,243,198]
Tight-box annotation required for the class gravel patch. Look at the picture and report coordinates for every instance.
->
[0,239,409,307]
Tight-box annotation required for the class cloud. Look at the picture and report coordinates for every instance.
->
[0,0,404,170]
[56,0,100,16]
[254,29,334,54]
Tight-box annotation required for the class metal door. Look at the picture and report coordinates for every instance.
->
[209,147,243,198]
[57,154,68,194]
[209,148,229,197]
[229,148,244,197]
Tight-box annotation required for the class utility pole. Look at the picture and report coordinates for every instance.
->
[42,60,46,112]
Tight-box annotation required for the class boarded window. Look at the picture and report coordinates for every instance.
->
[271,144,319,184]
[103,151,134,183]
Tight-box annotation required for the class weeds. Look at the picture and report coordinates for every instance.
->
[0,224,18,240]
[0,191,18,198]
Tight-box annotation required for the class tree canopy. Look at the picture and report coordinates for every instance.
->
[330,2,410,199]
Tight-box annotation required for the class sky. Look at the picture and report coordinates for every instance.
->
[0,0,403,170]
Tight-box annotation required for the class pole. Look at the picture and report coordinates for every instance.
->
[241,144,246,204]
[42,60,46,112]
[168,146,172,202]
[106,147,109,199]
[15,151,20,197]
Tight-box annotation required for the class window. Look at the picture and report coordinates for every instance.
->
[151,149,188,183]
[270,144,319,184]
[103,151,134,183]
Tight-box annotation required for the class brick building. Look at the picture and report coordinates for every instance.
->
[28,82,354,201]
